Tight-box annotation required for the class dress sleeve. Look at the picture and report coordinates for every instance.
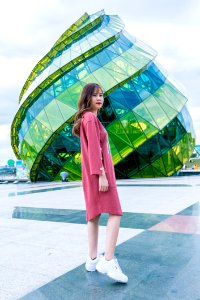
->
[85,118,104,175]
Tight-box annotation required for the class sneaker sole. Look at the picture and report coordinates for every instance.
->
[96,268,128,283]
[85,266,96,272]
[107,273,128,283]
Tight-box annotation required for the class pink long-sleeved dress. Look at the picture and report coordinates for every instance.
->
[80,111,122,221]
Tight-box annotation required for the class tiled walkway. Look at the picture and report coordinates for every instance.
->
[0,177,200,299]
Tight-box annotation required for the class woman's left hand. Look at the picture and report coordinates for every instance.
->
[99,174,109,192]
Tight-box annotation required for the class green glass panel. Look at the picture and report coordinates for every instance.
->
[87,68,118,90]
[107,119,133,147]
[165,81,187,108]
[171,151,183,172]
[20,140,28,161]
[26,143,37,161]
[128,168,139,177]
[28,120,45,152]
[104,61,128,76]
[144,96,170,129]
[122,47,151,68]
[56,100,76,121]
[152,157,167,176]
[107,120,133,158]
[35,120,52,142]
[154,85,179,111]
[134,42,153,57]
[108,136,122,164]
[133,112,159,140]
[56,88,78,109]
[107,132,133,158]
[23,131,38,152]
[20,140,37,169]
[66,81,84,103]
[155,99,178,120]
[44,99,65,131]
[172,140,183,162]
[120,111,147,148]
[156,81,187,111]
[137,153,149,169]
[104,67,129,84]
[36,109,53,131]
[55,155,81,181]
[187,133,195,154]
[130,170,143,178]
[181,134,191,163]
[151,165,166,177]
[133,102,159,128]
[140,165,154,178]
[74,152,82,165]
[112,55,137,76]
[161,150,175,176]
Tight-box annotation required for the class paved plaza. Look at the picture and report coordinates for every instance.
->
[0,176,200,299]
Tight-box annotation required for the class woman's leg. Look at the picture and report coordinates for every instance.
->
[87,214,101,259]
[105,215,121,260]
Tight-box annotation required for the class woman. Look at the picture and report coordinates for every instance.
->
[72,83,128,283]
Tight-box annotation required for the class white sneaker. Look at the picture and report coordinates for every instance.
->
[85,256,101,272]
[96,256,128,283]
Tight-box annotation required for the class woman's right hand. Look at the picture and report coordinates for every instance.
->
[99,174,109,192]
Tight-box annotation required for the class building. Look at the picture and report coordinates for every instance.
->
[11,10,195,181]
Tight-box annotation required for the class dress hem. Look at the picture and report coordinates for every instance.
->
[86,210,123,222]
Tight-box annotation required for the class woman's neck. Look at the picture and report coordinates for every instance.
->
[90,110,98,116]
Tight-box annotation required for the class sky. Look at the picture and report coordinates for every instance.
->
[0,0,200,165]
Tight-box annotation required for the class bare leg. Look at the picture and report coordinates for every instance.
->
[87,214,100,259]
[105,215,121,260]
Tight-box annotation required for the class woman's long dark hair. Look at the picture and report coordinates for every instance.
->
[72,83,103,137]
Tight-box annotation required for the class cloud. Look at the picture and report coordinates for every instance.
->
[111,0,200,24]
[0,124,16,165]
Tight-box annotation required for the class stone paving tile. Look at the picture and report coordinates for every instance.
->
[20,231,200,300]
[12,207,171,229]
[149,215,200,235]
[177,202,200,216]
[0,178,199,299]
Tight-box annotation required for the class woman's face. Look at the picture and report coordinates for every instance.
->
[90,87,104,112]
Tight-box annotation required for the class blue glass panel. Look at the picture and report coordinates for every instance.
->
[18,130,24,143]
[54,79,66,96]
[62,73,78,89]
[108,95,129,117]
[179,105,195,137]
[43,88,55,106]
[148,62,166,83]
[29,97,44,117]
[20,118,28,138]
[118,33,134,48]
[120,87,141,108]
[178,106,191,132]
[132,82,151,100]
[109,89,131,109]
[26,111,35,127]
[86,60,100,73]
[95,49,111,66]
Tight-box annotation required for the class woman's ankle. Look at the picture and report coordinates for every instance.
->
[104,254,114,261]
